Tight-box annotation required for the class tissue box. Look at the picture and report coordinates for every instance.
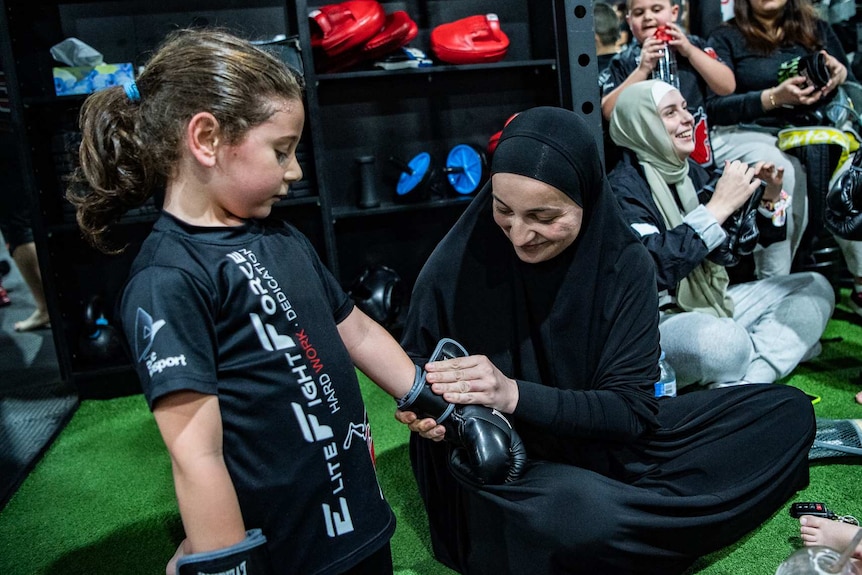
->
[53,63,134,96]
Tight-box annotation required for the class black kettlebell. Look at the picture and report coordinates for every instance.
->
[79,295,126,364]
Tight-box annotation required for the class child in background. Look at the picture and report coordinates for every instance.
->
[600,0,735,169]
[66,28,444,575]
[594,1,622,74]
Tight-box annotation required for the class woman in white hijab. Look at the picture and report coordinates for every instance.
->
[609,79,834,389]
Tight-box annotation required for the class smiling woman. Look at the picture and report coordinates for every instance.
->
[608,79,834,390]
[490,172,584,264]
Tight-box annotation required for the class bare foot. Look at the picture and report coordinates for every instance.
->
[14,309,50,332]
[856,390,862,406]
[800,515,862,559]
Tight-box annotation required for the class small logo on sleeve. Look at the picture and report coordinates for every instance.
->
[135,307,186,377]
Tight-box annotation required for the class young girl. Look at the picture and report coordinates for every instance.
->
[67,28,425,575]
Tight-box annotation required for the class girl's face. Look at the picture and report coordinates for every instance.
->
[214,98,305,222]
[749,0,788,20]
[657,89,695,160]
[491,172,584,264]
[627,0,679,43]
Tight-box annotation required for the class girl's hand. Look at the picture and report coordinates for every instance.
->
[753,162,784,201]
[166,539,188,575]
[394,409,446,441]
[821,50,848,96]
[424,354,519,414]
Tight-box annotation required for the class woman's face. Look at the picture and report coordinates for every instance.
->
[491,173,584,264]
[748,0,788,19]
[657,89,695,160]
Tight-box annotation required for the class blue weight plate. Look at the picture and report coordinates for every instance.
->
[396,152,432,196]
[446,144,484,195]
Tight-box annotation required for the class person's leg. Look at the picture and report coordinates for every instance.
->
[658,311,753,387]
[11,241,50,331]
[711,126,806,277]
[730,271,834,382]
[800,516,862,559]
[0,222,11,307]
[832,234,862,317]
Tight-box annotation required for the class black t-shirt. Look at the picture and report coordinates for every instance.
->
[706,19,854,128]
[120,213,395,574]
[601,35,721,167]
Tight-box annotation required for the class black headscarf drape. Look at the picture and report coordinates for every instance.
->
[401,107,660,470]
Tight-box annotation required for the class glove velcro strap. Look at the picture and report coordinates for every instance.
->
[176,529,272,575]
[396,365,454,423]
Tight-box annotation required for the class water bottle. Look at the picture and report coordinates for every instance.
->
[655,350,677,398]
[651,25,680,89]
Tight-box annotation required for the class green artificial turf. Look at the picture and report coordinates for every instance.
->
[2,291,862,575]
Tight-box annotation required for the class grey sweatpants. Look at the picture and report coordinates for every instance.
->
[659,271,835,388]
[711,125,862,277]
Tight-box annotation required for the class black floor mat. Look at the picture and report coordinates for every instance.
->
[0,379,77,509]
[0,251,77,510]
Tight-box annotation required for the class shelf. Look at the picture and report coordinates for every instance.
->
[331,195,474,220]
[315,59,558,82]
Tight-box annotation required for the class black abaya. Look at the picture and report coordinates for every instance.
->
[401,107,814,574]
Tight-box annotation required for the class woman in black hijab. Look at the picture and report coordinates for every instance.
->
[398,107,815,574]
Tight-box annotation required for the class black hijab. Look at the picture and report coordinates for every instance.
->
[402,107,660,468]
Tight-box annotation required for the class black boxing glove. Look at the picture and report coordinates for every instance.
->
[825,153,862,240]
[447,404,527,486]
[702,179,763,267]
[396,338,526,485]
[778,52,830,90]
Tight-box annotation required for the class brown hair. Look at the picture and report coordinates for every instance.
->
[731,0,822,55]
[67,28,304,253]
[595,1,622,46]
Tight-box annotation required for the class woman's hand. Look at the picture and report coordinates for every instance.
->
[773,75,823,108]
[706,160,761,224]
[424,354,519,414]
[753,161,784,202]
[821,50,848,95]
[394,409,446,441]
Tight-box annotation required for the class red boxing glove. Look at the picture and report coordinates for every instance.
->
[318,10,418,73]
[487,113,520,157]
[309,1,385,57]
[431,14,510,65]
[364,10,418,56]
